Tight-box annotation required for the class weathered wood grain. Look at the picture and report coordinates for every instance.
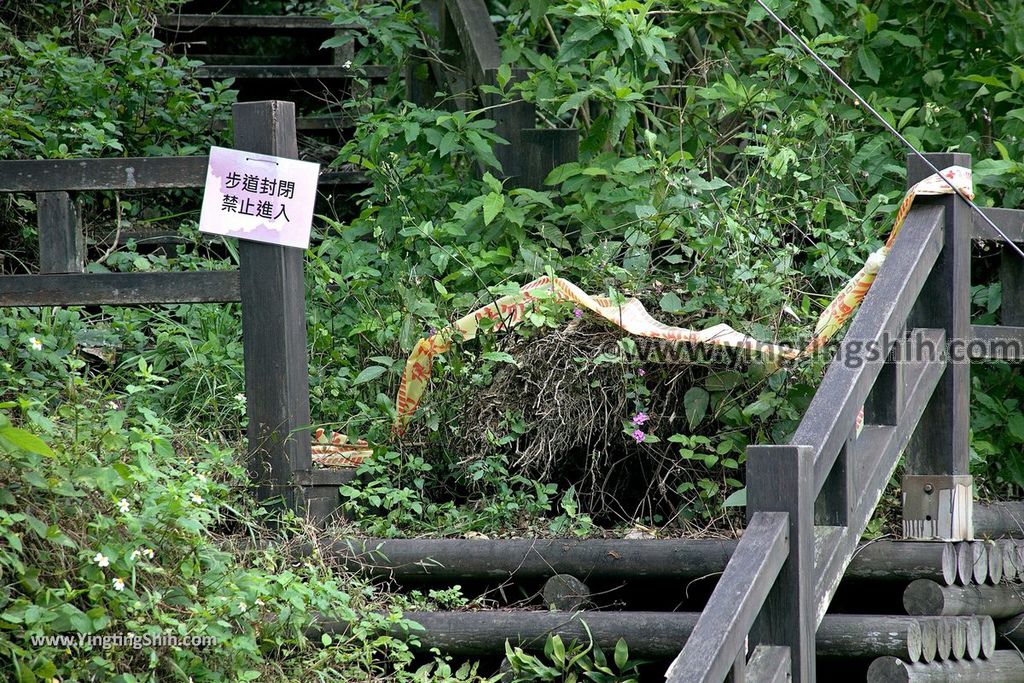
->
[0,156,207,192]
[233,101,312,511]
[905,579,1024,618]
[868,651,1024,683]
[973,207,1024,242]
[36,191,83,274]
[745,645,791,683]
[665,511,789,683]
[0,271,240,306]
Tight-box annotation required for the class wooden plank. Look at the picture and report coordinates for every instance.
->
[233,101,312,511]
[440,0,501,87]
[1002,243,1024,326]
[864,323,905,425]
[0,157,207,192]
[972,207,1024,242]
[0,271,240,306]
[814,331,947,612]
[482,68,534,182]
[905,152,972,479]
[968,325,1024,360]
[157,14,356,30]
[665,511,789,683]
[196,64,391,80]
[521,128,580,190]
[868,651,1024,683]
[747,446,814,681]
[792,204,945,495]
[745,646,790,683]
[36,191,83,274]
[815,426,854,526]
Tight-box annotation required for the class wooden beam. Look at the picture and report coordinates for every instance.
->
[905,152,972,479]
[196,65,391,80]
[0,157,207,192]
[972,207,1024,242]
[521,128,579,190]
[968,325,1024,360]
[233,101,312,511]
[747,446,815,681]
[0,271,240,306]
[36,191,83,274]
[440,0,501,87]
[157,14,356,30]
[792,204,945,495]
[665,512,789,683]
[745,646,791,683]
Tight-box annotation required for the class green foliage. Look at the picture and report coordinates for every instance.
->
[504,632,645,682]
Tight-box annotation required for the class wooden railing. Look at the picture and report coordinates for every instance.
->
[0,101,347,520]
[666,152,1024,682]
[417,0,578,188]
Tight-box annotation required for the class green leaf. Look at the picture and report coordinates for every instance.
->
[0,426,53,457]
[857,45,881,83]
[684,387,710,430]
[614,638,629,670]
[353,366,387,385]
[482,193,505,225]
[659,292,683,314]
[1009,413,1024,442]
[723,488,747,507]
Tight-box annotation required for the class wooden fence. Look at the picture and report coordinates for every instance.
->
[668,152,1024,682]
[0,100,345,519]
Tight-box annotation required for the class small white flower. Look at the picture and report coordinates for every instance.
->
[93,553,110,568]
[234,393,246,402]
[197,473,207,483]
[117,498,130,514]
[143,548,155,560]
[342,60,352,69]
[28,337,42,351]
[112,577,125,592]
[255,598,264,607]
[107,401,120,410]
[130,549,141,560]
[238,601,248,613]
[190,493,204,505]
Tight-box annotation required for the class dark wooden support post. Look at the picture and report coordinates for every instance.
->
[748,445,814,682]
[521,128,580,191]
[1001,243,1024,326]
[815,427,853,526]
[864,326,905,426]
[483,68,534,183]
[232,101,312,512]
[903,152,973,541]
[36,191,84,273]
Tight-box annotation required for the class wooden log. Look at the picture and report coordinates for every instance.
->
[973,542,990,584]
[313,611,925,661]
[323,537,958,583]
[997,612,1024,649]
[975,502,1024,538]
[918,618,938,663]
[979,615,997,658]
[542,574,590,611]
[965,616,982,659]
[0,271,241,306]
[1001,541,1019,582]
[904,579,1024,618]
[987,540,1003,584]
[922,617,953,660]
[868,651,1024,683]
[950,616,967,660]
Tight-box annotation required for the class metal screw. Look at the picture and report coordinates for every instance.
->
[924,484,934,494]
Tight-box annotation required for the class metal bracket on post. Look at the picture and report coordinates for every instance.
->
[902,474,973,541]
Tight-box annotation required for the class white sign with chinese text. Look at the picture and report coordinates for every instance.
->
[198,146,320,249]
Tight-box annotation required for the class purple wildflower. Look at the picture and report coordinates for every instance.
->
[637,368,646,376]
[429,327,438,335]
[573,308,583,318]
[632,412,649,426]
[631,429,646,443]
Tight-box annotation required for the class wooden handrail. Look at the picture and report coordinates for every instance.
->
[664,511,789,683]
[674,153,978,682]
[791,204,945,494]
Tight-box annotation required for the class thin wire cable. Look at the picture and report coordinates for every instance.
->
[753,0,1024,258]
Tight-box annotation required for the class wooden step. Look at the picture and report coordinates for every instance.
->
[195,64,391,80]
[157,14,356,31]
